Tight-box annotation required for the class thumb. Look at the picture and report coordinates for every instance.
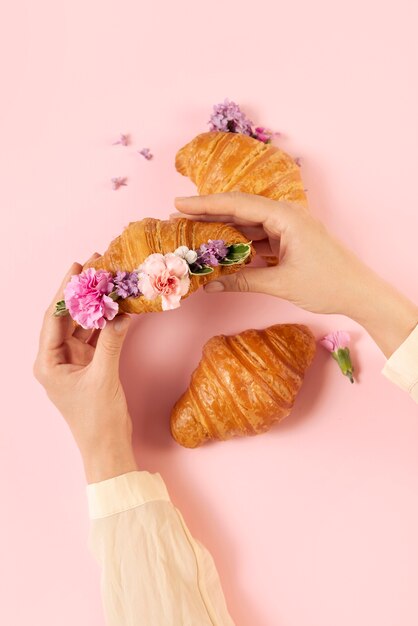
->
[93,315,132,370]
[204,267,284,297]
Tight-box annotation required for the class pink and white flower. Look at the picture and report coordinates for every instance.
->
[136,253,190,311]
[64,268,118,330]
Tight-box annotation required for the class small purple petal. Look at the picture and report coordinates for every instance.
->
[138,148,153,160]
[111,177,128,190]
[112,133,129,146]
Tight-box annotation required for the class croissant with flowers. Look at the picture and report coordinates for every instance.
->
[54,217,253,328]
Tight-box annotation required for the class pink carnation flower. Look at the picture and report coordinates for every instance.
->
[137,253,190,311]
[320,331,354,383]
[320,331,351,352]
[64,268,118,330]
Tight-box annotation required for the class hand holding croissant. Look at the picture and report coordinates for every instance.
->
[175,192,418,359]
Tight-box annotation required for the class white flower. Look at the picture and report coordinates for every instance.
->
[174,246,198,265]
[174,245,189,258]
[185,250,198,264]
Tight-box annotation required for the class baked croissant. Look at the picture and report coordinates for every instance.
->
[84,217,253,314]
[171,323,316,448]
[175,131,307,207]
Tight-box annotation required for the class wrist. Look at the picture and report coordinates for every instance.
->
[82,440,138,484]
[345,273,418,358]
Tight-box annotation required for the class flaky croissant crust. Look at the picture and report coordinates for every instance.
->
[171,323,316,448]
[175,131,307,207]
[84,217,253,314]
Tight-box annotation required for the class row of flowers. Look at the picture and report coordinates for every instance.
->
[55,239,251,329]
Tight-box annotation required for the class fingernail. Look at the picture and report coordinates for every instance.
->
[175,196,188,201]
[204,281,224,293]
[114,315,130,333]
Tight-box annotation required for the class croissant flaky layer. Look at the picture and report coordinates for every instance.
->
[171,324,316,448]
[175,131,307,207]
[83,217,253,314]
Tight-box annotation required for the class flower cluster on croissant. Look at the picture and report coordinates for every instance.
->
[55,217,254,328]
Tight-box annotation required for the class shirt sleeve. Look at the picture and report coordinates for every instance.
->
[382,323,418,403]
[86,471,235,626]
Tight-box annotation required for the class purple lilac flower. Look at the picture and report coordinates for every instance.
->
[209,99,254,136]
[112,133,129,146]
[111,177,128,190]
[138,148,153,160]
[196,239,229,267]
[113,271,141,298]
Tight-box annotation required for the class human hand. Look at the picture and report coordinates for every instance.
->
[33,256,138,483]
[174,192,418,357]
[175,192,374,315]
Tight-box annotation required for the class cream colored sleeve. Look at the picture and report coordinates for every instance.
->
[382,323,418,402]
[86,471,235,626]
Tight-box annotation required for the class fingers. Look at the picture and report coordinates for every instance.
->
[73,326,95,343]
[87,329,100,348]
[170,211,257,227]
[93,315,132,373]
[170,212,268,241]
[253,240,273,256]
[39,252,102,355]
[204,267,286,297]
[174,192,277,225]
[39,262,82,353]
[239,225,269,242]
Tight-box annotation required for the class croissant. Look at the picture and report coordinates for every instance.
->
[175,131,307,206]
[84,217,253,314]
[171,323,316,448]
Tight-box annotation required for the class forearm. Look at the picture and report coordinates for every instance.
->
[345,269,418,358]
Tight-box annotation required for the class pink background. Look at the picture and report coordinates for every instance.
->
[1,1,418,625]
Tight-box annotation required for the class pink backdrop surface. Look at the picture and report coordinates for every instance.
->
[1,1,418,625]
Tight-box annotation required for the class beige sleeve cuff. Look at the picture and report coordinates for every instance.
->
[86,471,171,519]
[382,323,418,402]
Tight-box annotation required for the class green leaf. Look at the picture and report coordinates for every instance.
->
[229,243,251,255]
[54,300,69,317]
[109,290,119,301]
[333,347,355,383]
[189,265,214,276]
[219,242,252,265]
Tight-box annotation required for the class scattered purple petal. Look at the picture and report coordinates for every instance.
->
[112,133,129,146]
[294,157,302,167]
[138,148,153,160]
[111,177,128,190]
